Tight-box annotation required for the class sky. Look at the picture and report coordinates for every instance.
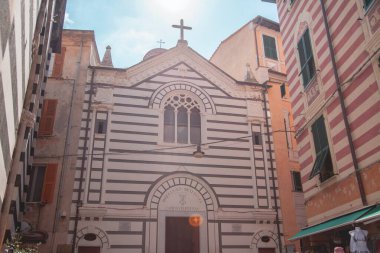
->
[64,0,279,68]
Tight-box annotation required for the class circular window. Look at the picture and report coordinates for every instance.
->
[261,236,270,243]
[84,233,97,241]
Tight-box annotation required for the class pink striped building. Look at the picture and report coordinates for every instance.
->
[267,0,380,252]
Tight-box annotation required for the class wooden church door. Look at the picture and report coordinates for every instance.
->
[165,217,200,253]
[78,246,100,253]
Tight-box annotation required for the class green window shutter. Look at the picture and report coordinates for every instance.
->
[280,83,286,98]
[364,0,374,10]
[312,116,329,153]
[309,116,333,180]
[291,171,303,192]
[309,147,329,179]
[263,35,278,60]
[298,29,316,87]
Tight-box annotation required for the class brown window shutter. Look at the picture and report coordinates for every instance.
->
[39,99,58,136]
[52,47,66,78]
[41,164,58,203]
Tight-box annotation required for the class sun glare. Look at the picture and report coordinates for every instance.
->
[148,0,198,20]
[154,0,192,13]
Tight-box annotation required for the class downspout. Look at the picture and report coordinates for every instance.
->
[255,16,282,250]
[319,0,367,206]
[254,22,261,69]
[263,84,283,253]
[71,68,95,253]
[50,38,83,251]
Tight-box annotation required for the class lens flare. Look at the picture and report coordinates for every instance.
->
[188,214,203,227]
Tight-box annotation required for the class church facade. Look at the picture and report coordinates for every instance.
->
[68,39,284,253]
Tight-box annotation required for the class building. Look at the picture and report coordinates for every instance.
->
[21,29,101,253]
[264,0,380,252]
[210,16,306,253]
[0,0,66,246]
[30,25,292,253]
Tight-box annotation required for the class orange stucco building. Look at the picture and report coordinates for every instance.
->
[211,16,306,253]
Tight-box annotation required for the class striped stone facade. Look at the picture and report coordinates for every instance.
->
[0,0,66,244]
[276,0,380,220]
[69,41,284,253]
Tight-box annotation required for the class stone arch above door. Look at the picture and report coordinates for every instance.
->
[251,230,280,253]
[146,172,218,211]
[75,226,110,249]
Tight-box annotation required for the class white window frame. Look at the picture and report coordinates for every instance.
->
[158,91,207,146]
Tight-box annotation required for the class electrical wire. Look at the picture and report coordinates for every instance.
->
[34,130,295,159]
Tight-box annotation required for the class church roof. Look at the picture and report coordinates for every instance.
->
[143,48,168,61]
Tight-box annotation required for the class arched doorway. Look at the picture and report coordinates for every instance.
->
[146,173,218,253]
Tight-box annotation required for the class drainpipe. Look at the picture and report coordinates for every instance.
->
[319,0,367,206]
[254,23,261,69]
[263,84,283,253]
[71,68,95,253]
[50,38,83,252]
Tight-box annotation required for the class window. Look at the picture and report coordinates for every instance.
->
[27,164,58,203]
[95,119,107,134]
[297,29,316,87]
[291,171,303,192]
[163,94,201,144]
[280,83,286,98]
[309,116,334,182]
[364,0,374,10]
[253,132,262,145]
[39,99,58,136]
[263,35,278,60]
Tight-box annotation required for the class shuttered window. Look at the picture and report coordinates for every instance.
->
[297,29,316,87]
[309,116,334,182]
[39,99,58,136]
[291,171,303,192]
[364,0,374,10]
[263,35,278,60]
[280,83,286,98]
[41,164,58,203]
[51,47,66,78]
[27,164,58,203]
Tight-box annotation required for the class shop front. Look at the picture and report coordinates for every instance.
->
[290,205,380,253]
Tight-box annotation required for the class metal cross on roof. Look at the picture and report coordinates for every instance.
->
[172,19,192,41]
[157,39,165,48]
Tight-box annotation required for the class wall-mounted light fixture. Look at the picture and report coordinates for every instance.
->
[193,145,204,158]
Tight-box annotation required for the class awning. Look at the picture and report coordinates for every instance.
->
[356,205,380,223]
[289,206,373,240]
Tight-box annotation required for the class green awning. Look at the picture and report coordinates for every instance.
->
[289,206,373,241]
[356,205,380,223]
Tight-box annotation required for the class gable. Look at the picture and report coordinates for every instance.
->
[92,44,263,99]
